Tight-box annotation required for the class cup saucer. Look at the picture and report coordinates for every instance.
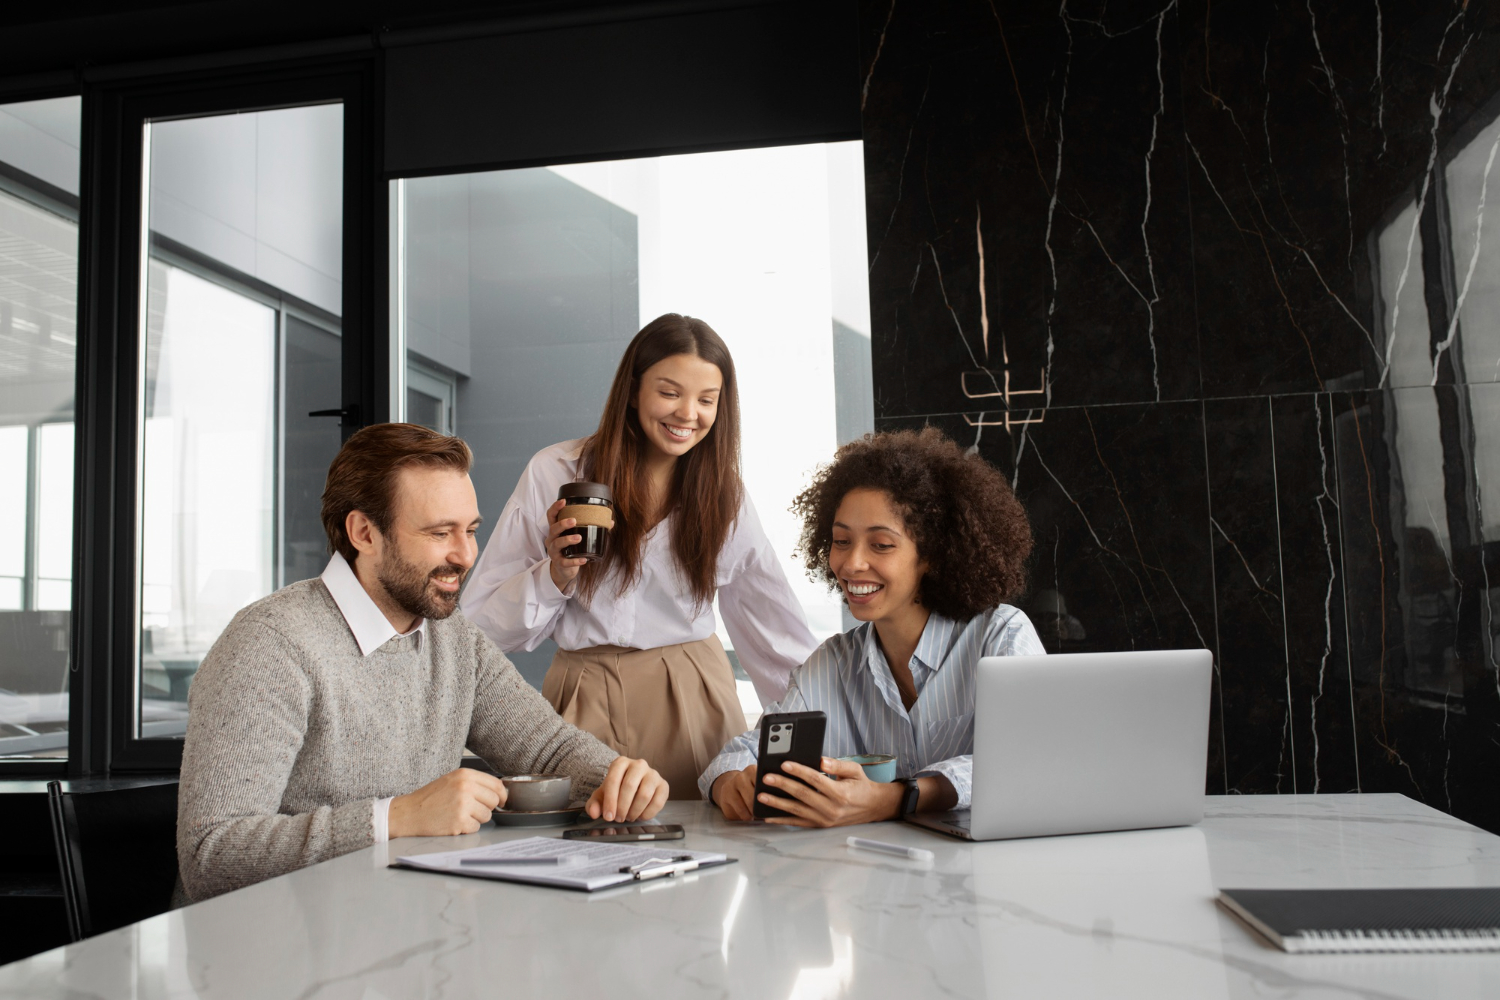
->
[490,806,586,828]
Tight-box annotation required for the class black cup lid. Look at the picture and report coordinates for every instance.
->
[558,481,613,502]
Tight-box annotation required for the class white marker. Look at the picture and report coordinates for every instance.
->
[846,836,934,862]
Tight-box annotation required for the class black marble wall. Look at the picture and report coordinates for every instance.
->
[860,0,1500,832]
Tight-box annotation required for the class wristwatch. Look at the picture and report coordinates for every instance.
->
[897,777,921,818]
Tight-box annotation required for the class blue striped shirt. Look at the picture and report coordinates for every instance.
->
[698,605,1046,806]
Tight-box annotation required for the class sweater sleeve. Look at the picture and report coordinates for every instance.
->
[177,620,375,902]
[465,630,620,799]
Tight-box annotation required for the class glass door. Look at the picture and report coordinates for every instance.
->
[133,104,345,739]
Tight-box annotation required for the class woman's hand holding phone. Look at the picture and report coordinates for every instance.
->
[545,498,588,592]
[711,765,759,821]
[755,757,905,828]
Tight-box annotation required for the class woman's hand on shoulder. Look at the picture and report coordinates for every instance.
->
[712,765,759,821]
[545,498,588,592]
[758,758,904,828]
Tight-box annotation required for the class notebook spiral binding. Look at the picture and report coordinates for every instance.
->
[1288,927,1500,953]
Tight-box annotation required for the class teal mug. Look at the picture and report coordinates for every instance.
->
[839,753,898,783]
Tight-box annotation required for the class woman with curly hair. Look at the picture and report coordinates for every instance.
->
[699,427,1045,827]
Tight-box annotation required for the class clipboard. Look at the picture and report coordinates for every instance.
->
[391,836,737,892]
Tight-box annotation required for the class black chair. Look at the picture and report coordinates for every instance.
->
[47,778,180,941]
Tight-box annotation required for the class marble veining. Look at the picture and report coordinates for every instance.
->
[1,796,1496,999]
[862,0,1500,834]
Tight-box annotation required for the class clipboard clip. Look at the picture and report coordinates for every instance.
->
[621,855,699,880]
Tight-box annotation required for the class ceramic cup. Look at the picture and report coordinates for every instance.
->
[839,754,898,783]
[501,774,572,812]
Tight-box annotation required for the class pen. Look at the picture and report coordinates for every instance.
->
[620,855,699,879]
[846,836,934,862]
[460,855,572,866]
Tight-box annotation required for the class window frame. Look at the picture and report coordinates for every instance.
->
[67,56,385,775]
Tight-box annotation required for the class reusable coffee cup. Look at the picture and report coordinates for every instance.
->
[838,754,898,783]
[500,774,572,812]
[557,482,614,562]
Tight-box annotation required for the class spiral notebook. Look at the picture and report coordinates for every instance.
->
[1217,887,1500,953]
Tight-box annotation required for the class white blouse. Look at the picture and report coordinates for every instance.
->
[460,438,819,705]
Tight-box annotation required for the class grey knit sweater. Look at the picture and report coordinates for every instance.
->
[177,578,619,901]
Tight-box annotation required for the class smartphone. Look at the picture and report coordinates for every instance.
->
[562,824,685,842]
[753,711,827,819]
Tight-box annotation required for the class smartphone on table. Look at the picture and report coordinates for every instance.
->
[562,824,685,842]
[752,711,827,819]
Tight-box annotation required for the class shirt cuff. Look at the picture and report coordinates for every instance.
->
[698,749,757,801]
[373,796,395,843]
[538,558,576,603]
[915,757,971,809]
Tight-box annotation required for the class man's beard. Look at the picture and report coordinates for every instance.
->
[379,547,466,621]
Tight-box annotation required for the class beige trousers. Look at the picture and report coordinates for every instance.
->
[542,636,747,800]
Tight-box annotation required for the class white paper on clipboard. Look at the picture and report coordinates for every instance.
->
[393,836,731,891]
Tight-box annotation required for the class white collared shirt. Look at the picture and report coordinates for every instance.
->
[459,437,819,705]
[320,552,427,656]
[319,554,427,842]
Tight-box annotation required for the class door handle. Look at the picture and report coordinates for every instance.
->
[308,405,361,423]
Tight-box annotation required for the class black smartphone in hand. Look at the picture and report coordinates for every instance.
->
[752,711,827,819]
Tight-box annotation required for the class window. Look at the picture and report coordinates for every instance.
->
[407,359,456,435]
[393,141,873,715]
[1364,106,1500,700]
[133,105,344,739]
[0,96,80,759]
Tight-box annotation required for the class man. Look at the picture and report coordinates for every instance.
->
[177,423,668,901]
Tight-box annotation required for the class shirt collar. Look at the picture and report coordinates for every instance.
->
[859,612,958,712]
[911,613,958,674]
[320,554,427,657]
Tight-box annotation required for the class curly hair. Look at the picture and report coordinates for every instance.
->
[792,428,1032,621]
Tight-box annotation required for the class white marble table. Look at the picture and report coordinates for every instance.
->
[2,793,1498,998]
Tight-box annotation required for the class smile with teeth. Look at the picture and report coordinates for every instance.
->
[845,582,883,596]
[663,424,695,440]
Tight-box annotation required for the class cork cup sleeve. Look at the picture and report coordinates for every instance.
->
[559,503,614,530]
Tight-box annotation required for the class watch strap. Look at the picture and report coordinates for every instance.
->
[898,777,921,818]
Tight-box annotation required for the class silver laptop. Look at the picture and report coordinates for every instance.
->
[907,649,1213,841]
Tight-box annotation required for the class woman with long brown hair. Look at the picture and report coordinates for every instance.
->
[461,314,818,797]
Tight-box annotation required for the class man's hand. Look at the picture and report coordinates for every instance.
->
[710,765,759,821]
[756,757,905,828]
[585,757,669,822]
[388,768,507,838]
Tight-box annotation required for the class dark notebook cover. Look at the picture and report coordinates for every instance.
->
[1217,887,1500,953]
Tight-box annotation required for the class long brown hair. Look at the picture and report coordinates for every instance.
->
[578,313,742,607]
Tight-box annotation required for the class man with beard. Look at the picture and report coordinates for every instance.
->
[176,423,668,901]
